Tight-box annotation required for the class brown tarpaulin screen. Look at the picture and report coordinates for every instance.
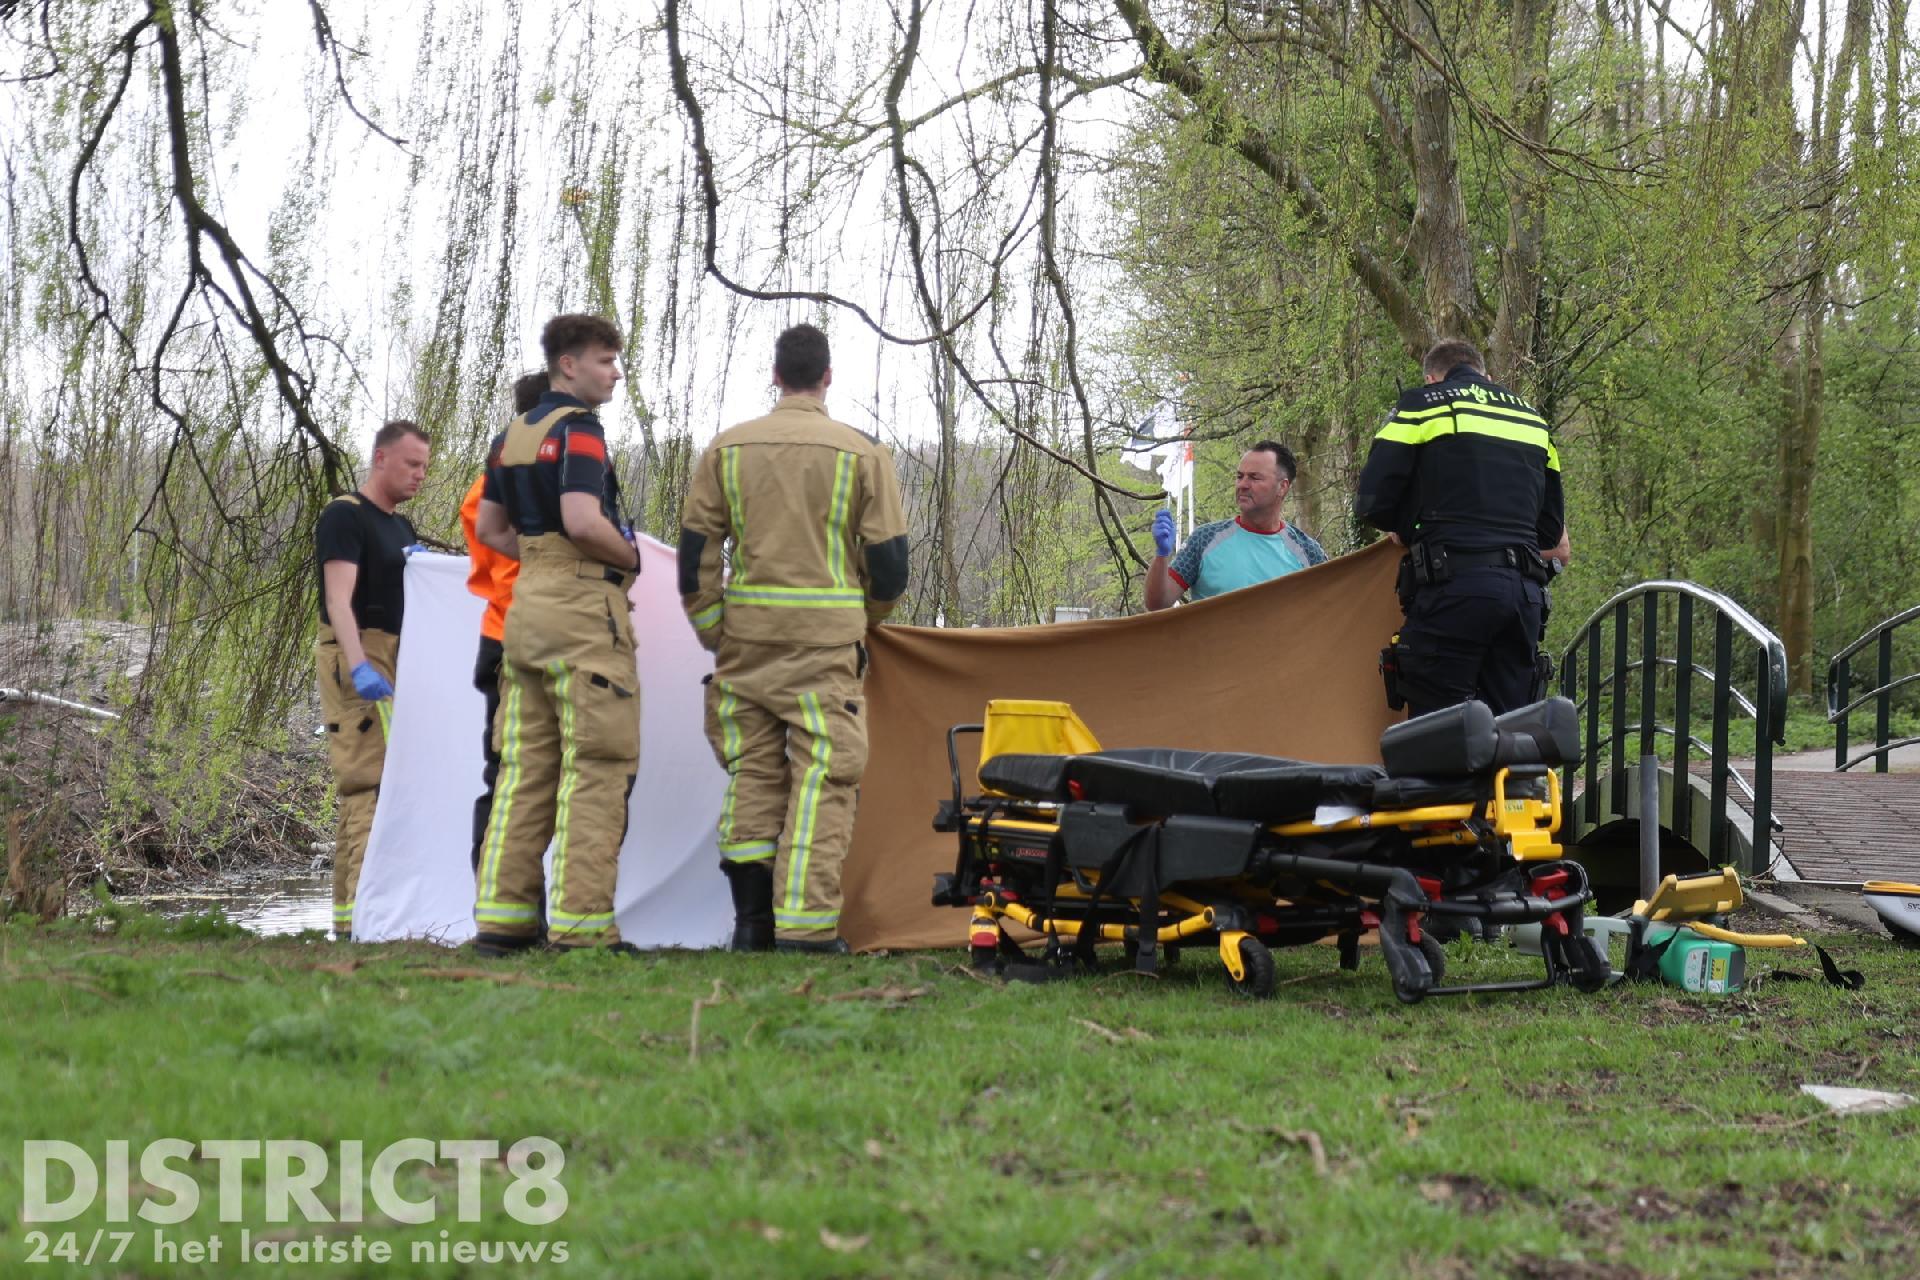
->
[842,540,1404,950]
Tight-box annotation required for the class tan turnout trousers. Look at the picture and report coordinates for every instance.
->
[475,535,640,948]
[705,638,868,942]
[315,624,399,937]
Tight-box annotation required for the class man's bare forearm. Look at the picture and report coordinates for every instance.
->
[323,582,367,668]
[1144,558,1181,612]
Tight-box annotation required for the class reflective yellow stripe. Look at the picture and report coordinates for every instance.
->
[690,603,723,631]
[721,840,776,862]
[1393,402,1456,422]
[477,663,525,908]
[725,585,865,608]
[784,692,831,920]
[374,700,392,736]
[1451,413,1560,470]
[547,908,614,927]
[715,682,743,848]
[548,662,577,918]
[774,906,840,928]
[1377,418,1447,445]
[721,447,747,583]
[826,451,855,587]
[475,902,539,923]
[1376,409,1558,470]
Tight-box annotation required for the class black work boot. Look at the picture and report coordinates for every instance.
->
[473,932,542,959]
[775,937,852,955]
[721,862,775,953]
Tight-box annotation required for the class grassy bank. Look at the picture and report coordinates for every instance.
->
[2,911,1917,1279]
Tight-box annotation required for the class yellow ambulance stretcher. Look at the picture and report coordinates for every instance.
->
[931,697,1613,1004]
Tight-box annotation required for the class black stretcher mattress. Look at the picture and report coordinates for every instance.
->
[979,748,1550,821]
[976,697,1578,821]
[980,748,1387,822]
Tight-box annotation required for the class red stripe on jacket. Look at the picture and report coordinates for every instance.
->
[565,431,607,462]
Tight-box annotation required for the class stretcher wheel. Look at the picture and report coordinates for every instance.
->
[1390,940,1438,1005]
[1225,937,1275,999]
[1418,934,1447,985]
[1563,934,1611,993]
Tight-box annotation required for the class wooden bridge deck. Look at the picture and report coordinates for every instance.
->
[1765,771,1920,884]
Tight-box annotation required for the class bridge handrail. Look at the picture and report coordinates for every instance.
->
[1564,580,1789,740]
[1827,602,1920,772]
[1558,578,1787,875]
[1829,603,1920,666]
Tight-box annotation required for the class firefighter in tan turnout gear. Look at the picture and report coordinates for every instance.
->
[471,314,643,955]
[314,419,430,939]
[679,323,910,954]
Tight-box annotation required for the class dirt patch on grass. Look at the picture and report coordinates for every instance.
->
[1509,1258,1649,1280]
[1418,1173,1507,1214]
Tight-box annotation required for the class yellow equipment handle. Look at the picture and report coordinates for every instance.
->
[1632,868,1743,921]
[1684,921,1804,948]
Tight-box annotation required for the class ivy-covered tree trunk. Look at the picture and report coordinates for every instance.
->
[1489,0,1554,387]
[1777,304,1822,695]
[1404,0,1480,345]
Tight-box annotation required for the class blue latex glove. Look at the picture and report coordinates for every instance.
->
[350,661,394,701]
[1152,509,1177,557]
[402,543,426,557]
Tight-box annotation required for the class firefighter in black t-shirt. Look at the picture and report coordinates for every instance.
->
[314,420,431,938]
[1357,340,1570,719]
[471,315,642,955]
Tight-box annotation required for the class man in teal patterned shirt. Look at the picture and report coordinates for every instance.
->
[1145,441,1327,610]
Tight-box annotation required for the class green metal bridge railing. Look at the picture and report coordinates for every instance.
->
[1829,604,1920,772]
[1559,581,1788,875]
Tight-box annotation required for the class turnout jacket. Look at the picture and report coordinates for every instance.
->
[678,394,910,650]
[482,391,625,540]
[1356,367,1564,553]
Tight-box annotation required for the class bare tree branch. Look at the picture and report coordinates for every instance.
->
[1112,0,1435,356]
[663,0,989,347]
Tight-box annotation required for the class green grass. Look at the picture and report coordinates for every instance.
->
[2,910,1918,1279]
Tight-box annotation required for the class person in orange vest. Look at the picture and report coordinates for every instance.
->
[461,371,548,872]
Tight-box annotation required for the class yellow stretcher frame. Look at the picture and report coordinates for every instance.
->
[952,699,1577,992]
[955,768,1570,983]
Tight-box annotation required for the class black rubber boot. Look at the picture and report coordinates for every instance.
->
[722,862,775,953]
[473,932,542,959]
[775,937,852,955]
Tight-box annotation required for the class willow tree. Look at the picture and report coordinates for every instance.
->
[7,0,1913,721]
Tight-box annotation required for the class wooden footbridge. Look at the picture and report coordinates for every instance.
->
[1555,587,1920,903]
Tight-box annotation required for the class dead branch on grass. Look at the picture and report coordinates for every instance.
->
[825,983,933,1006]
[1266,1128,1329,1176]
[689,978,732,1064]
[1072,1016,1152,1043]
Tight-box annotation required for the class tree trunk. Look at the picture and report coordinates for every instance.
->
[933,350,962,625]
[1402,0,1480,343]
[1887,0,1907,138]
[1488,0,1554,387]
[1777,306,1821,695]
[1775,0,1868,694]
